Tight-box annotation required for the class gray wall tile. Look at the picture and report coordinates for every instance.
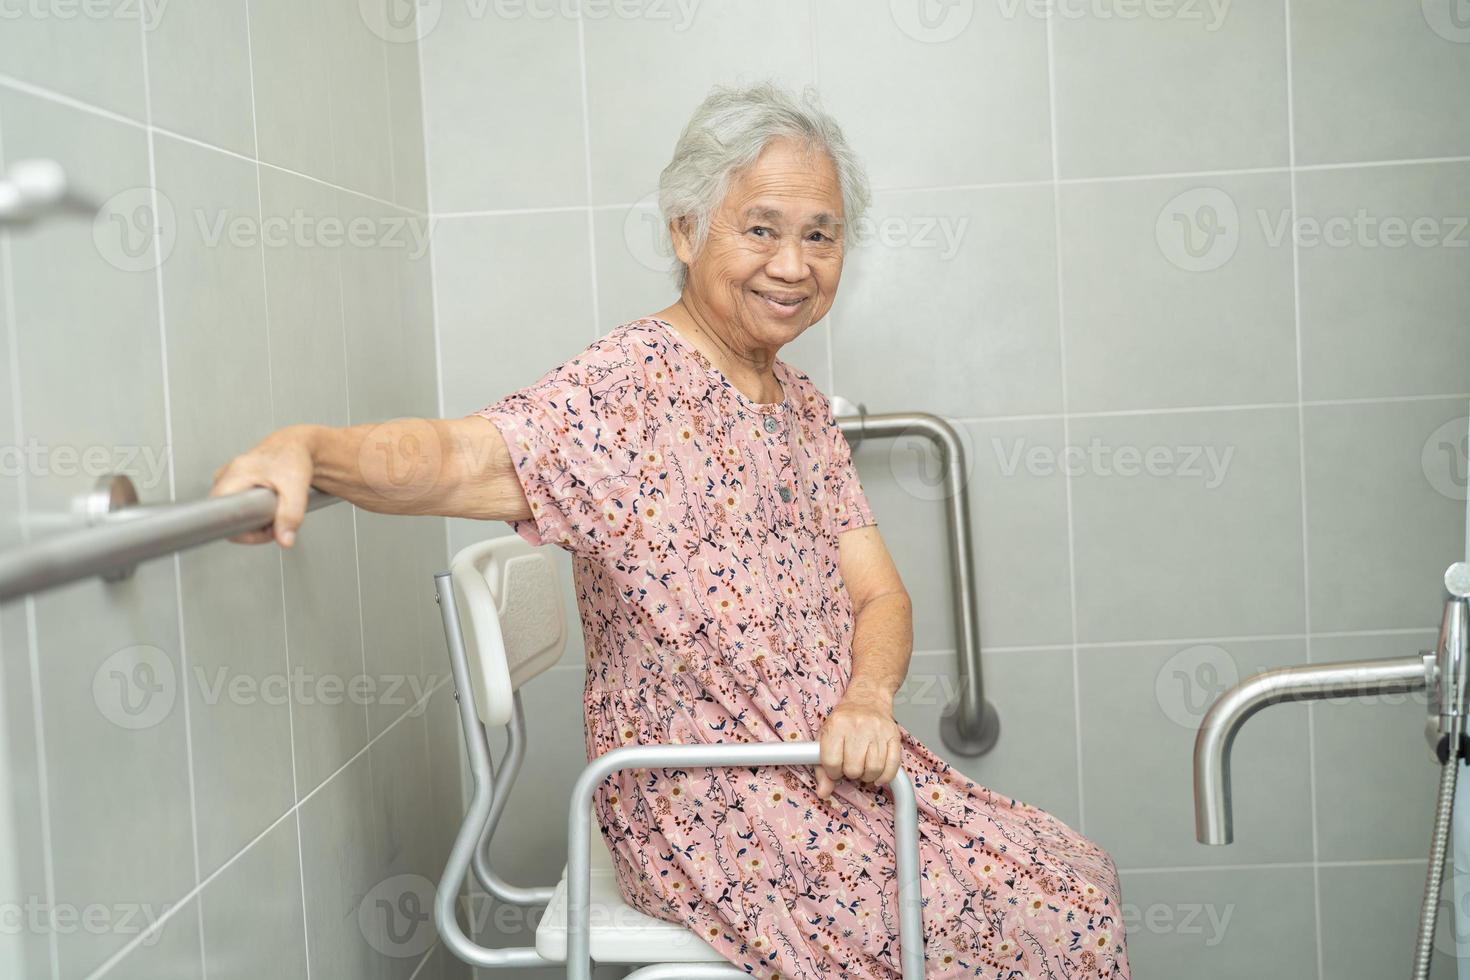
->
[418,2,586,212]
[830,185,1063,418]
[1070,408,1306,642]
[1291,0,1470,165]
[1117,866,1317,979]
[198,816,309,980]
[1051,0,1289,178]
[1319,861,1458,980]
[1297,162,1470,401]
[1060,173,1297,412]
[812,0,1052,188]
[144,0,255,155]
[1304,398,1468,633]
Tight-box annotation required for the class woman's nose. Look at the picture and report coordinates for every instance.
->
[766,237,809,281]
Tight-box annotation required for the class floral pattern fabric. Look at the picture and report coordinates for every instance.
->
[473,317,1131,979]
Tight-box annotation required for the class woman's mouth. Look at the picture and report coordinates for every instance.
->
[752,289,807,318]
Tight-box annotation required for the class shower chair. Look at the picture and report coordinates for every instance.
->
[430,533,928,978]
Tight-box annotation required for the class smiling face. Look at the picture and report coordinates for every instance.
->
[670,136,846,355]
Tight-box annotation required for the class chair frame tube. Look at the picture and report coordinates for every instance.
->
[433,570,927,978]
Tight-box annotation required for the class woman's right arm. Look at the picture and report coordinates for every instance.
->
[209,415,531,547]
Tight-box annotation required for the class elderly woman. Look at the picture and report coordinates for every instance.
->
[213,82,1131,979]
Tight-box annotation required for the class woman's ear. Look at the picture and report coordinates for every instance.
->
[669,215,693,266]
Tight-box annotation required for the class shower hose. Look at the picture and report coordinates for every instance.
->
[1414,751,1460,980]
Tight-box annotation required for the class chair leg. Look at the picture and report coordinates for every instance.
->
[431,571,550,970]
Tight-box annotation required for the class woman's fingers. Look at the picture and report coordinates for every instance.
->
[817,728,845,799]
[880,733,902,785]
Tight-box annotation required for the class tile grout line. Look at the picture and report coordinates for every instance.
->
[1041,4,1088,838]
[1279,3,1325,977]
[79,675,452,980]
[1121,856,1433,876]
[239,3,313,976]
[574,0,600,342]
[0,111,61,980]
[0,81,425,218]
[133,9,209,977]
[810,0,837,398]
[419,146,1470,219]
[2,69,1466,219]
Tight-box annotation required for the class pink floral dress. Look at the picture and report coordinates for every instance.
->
[473,317,1131,979]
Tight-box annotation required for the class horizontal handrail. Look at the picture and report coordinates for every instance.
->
[837,410,1000,757]
[0,480,341,604]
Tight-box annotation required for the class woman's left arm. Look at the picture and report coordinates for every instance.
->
[813,525,913,801]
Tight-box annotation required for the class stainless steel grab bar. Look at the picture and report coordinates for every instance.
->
[1192,654,1434,845]
[837,410,1001,757]
[0,474,342,603]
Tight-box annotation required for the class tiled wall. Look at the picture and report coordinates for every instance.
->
[0,2,466,978]
[421,2,1470,978]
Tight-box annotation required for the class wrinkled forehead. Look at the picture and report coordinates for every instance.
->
[717,140,844,224]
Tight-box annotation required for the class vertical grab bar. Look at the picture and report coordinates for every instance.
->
[837,409,1001,756]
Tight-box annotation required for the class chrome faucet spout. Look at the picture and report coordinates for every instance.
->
[1193,655,1432,845]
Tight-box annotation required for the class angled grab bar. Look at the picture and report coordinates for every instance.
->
[837,409,1000,757]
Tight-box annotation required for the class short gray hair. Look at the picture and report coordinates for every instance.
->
[657,80,870,291]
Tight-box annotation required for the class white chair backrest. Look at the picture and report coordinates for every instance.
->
[449,534,567,727]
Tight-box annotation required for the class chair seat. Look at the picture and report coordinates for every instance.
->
[535,813,728,964]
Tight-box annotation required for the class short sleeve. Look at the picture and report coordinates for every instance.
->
[469,345,646,557]
[818,396,877,534]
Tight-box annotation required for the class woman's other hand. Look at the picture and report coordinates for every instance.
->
[814,692,902,801]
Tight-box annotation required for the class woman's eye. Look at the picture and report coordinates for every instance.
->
[749,226,773,238]
[808,231,830,243]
